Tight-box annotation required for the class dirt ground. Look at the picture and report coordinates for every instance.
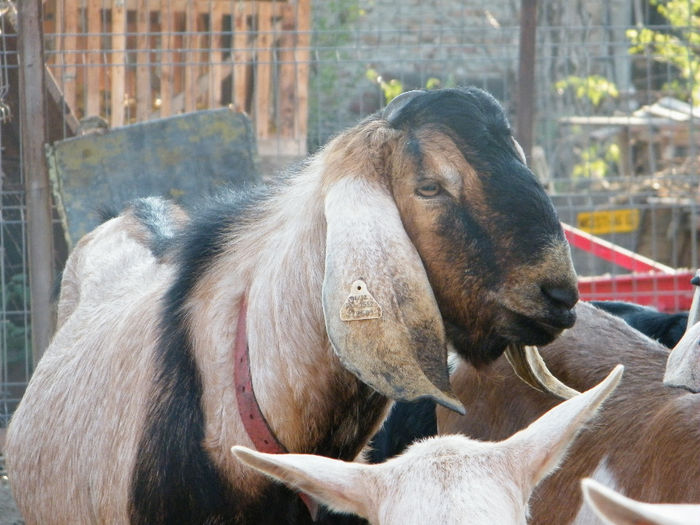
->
[0,455,24,525]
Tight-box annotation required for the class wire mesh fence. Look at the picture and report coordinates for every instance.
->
[1,0,699,428]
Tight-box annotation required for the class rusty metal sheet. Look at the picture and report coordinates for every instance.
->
[47,108,259,249]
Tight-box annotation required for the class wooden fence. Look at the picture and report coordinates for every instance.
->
[42,0,311,154]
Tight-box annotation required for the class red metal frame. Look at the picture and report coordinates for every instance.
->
[562,223,695,312]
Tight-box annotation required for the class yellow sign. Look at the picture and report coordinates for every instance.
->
[577,209,640,235]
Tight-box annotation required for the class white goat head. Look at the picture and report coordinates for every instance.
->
[582,478,700,525]
[664,270,700,392]
[232,365,623,525]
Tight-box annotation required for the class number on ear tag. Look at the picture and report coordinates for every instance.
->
[340,280,382,321]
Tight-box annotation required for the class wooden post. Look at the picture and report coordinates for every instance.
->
[110,0,127,127]
[208,0,224,108]
[233,3,251,112]
[517,0,537,163]
[18,0,55,366]
[86,0,102,117]
[255,2,273,140]
[64,0,79,113]
[278,4,297,139]
[295,0,311,152]
[136,0,151,120]
[184,0,196,113]
[159,0,173,117]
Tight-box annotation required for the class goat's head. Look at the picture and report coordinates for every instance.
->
[232,366,623,525]
[320,87,578,411]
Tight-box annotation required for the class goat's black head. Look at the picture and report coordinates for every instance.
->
[385,87,578,365]
[320,87,577,412]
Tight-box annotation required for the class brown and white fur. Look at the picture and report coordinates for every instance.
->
[232,366,622,525]
[439,301,700,524]
[6,88,578,524]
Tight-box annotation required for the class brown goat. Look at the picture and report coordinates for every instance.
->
[6,87,578,525]
[438,301,700,524]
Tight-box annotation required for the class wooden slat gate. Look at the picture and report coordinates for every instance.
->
[42,0,311,154]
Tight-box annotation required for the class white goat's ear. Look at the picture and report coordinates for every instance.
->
[581,478,700,525]
[664,271,700,393]
[664,322,700,393]
[322,176,464,414]
[506,365,623,489]
[231,446,372,519]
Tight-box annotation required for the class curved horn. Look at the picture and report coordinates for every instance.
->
[505,344,580,399]
[382,90,424,126]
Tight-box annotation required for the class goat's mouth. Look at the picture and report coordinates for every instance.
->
[503,308,576,346]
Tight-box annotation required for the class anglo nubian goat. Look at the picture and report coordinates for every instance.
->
[438,301,700,524]
[233,366,622,525]
[6,87,579,524]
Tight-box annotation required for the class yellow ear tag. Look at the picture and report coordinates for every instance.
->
[340,280,382,321]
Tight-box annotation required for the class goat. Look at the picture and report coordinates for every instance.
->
[582,478,700,525]
[664,271,700,392]
[438,301,700,524]
[6,87,579,525]
[233,367,622,525]
[589,300,687,348]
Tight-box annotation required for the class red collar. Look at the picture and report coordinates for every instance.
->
[234,299,318,519]
[234,300,287,453]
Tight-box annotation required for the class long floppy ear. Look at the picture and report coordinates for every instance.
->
[581,478,700,525]
[322,175,464,414]
[231,446,373,519]
[505,365,623,489]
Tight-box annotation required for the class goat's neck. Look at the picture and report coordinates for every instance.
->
[188,163,390,462]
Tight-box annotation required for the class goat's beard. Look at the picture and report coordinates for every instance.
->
[444,320,510,368]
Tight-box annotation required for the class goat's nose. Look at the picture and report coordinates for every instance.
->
[541,284,579,311]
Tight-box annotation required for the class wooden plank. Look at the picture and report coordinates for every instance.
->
[18,0,56,363]
[159,0,173,117]
[232,2,252,112]
[277,4,296,139]
[85,0,102,116]
[64,0,79,114]
[136,0,151,120]
[110,0,127,126]
[294,0,311,151]
[184,0,196,113]
[90,0,284,14]
[43,0,59,67]
[254,1,273,140]
[208,0,224,107]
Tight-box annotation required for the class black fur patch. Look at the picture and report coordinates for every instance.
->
[590,300,688,348]
[130,197,182,258]
[310,383,388,460]
[130,186,314,524]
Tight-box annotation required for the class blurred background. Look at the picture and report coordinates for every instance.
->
[1,0,699,431]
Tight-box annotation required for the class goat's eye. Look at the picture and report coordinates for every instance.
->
[416,181,442,197]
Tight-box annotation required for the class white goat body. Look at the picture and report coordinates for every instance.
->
[233,366,623,525]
